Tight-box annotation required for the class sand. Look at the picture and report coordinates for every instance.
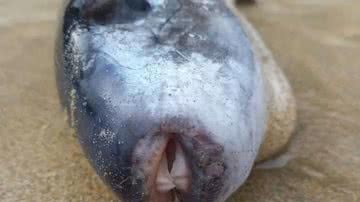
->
[1,0,359,201]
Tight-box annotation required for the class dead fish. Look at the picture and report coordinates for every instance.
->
[55,0,296,201]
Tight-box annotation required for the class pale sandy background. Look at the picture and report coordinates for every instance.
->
[1,0,360,201]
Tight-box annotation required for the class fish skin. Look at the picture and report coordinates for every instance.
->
[55,0,267,201]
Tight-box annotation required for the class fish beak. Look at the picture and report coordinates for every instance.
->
[133,133,191,202]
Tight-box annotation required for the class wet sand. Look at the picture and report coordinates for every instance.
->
[1,0,359,201]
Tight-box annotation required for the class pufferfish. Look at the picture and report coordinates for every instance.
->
[55,0,296,201]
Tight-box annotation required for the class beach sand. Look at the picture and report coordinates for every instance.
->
[1,0,359,201]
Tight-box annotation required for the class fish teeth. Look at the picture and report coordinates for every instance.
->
[170,142,190,192]
[156,153,176,192]
[156,141,190,192]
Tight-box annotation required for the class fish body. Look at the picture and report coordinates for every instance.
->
[55,0,293,201]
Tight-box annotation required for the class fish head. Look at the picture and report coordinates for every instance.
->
[59,0,267,201]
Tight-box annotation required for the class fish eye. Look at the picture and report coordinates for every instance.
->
[80,0,117,22]
[125,0,151,12]
[78,0,152,24]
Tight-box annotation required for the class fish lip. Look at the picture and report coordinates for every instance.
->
[131,117,226,202]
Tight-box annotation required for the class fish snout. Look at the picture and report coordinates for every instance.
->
[132,117,226,202]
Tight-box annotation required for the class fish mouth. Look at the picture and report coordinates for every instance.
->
[133,132,191,202]
[157,137,190,195]
[131,118,227,202]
